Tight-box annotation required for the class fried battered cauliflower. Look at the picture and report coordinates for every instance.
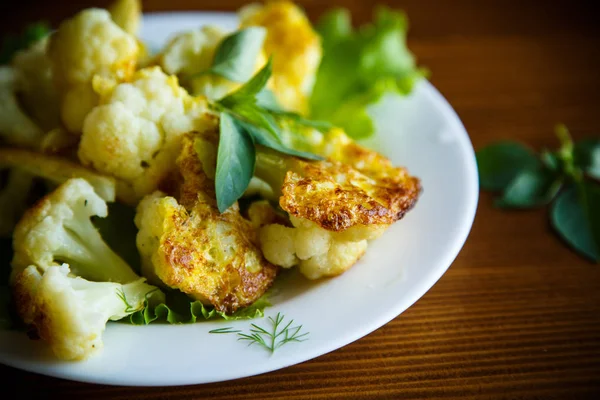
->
[254,148,420,279]
[0,66,45,147]
[48,8,139,133]
[239,0,322,113]
[135,133,278,313]
[78,67,216,200]
[12,264,160,361]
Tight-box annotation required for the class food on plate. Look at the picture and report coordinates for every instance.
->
[0,0,422,360]
[10,178,163,360]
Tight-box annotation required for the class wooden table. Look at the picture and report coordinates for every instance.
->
[2,0,600,398]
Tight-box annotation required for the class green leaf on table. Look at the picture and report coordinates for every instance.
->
[215,112,256,213]
[476,141,540,191]
[208,27,266,82]
[580,180,600,259]
[495,167,562,208]
[574,138,600,179]
[310,7,424,139]
[551,184,600,262]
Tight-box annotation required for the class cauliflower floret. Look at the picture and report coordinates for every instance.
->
[109,0,141,35]
[160,26,226,78]
[135,133,278,313]
[11,37,61,131]
[48,8,139,133]
[254,148,420,279]
[239,0,322,113]
[259,217,371,279]
[78,67,217,200]
[0,66,45,148]
[10,178,138,283]
[12,263,161,360]
[158,25,267,100]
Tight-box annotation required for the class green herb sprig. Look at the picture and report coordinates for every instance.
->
[205,31,330,213]
[209,312,309,353]
[476,125,600,262]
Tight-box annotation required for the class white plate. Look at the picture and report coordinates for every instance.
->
[0,12,478,386]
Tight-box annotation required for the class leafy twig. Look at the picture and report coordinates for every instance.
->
[237,312,309,353]
[209,327,242,334]
[209,313,309,353]
[476,124,600,262]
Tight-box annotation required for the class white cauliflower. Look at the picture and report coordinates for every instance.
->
[12,263,161,360]
[10,178,137,283]
[11,37,61,131]
[239,0,322,113]
[78,67,216,200]
[259,216,376,279]
[48,8,139,133]
[0,66,45,148]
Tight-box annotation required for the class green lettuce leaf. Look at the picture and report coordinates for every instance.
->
[309,6,425,139]
[126,290,271,325]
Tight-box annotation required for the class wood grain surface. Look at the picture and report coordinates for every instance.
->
[2,0,600,398]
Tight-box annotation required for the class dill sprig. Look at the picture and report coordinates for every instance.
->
[209,327,242,334]
[237,312,309,353]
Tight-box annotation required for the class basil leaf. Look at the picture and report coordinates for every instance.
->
[216,112,256,213]
[256,88,283,111]
[208,27,266,82]
[540,149,560,172]
[495,167,561,209]
[218,58,273,108]
[270,110,333,132]
[551,185,600,262]
[228,103,282,142]
[476,141,540,191]
[580,180,600,260]
[574,138,600,179]
[235,119,324,161]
